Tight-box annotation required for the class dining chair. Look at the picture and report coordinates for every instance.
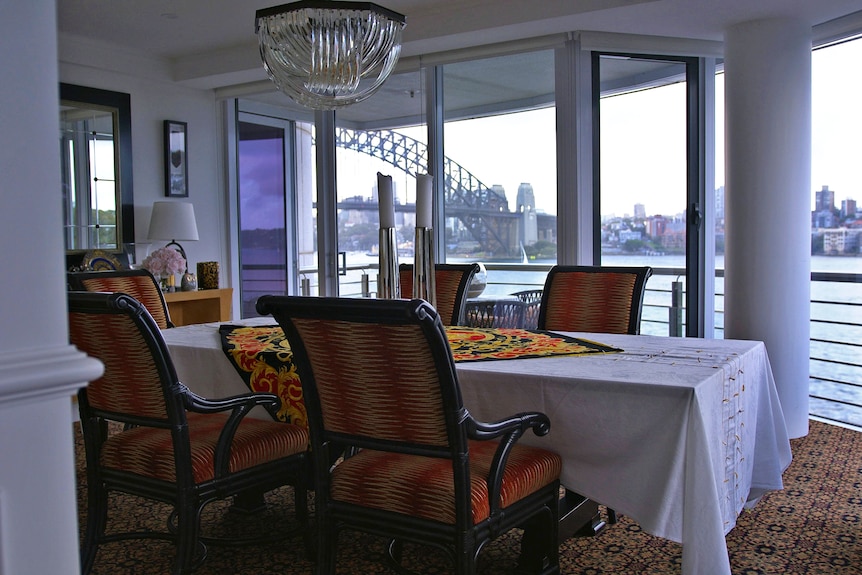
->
[68,268,175,329]
[511,289,544,329]
[256,295,562,575]
[398,262,480,325]
[464,298,527,328]
[69,291,309,575]
[537,265,653,334]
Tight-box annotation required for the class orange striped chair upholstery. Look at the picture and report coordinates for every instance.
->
[538,265,653,335]
[68,292,309,575]
[256,295,562,575]
[398,263,479,325]
[68,268,175,329]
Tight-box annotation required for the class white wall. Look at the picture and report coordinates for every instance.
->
[59,36,230,284]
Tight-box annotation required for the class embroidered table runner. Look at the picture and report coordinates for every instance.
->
[219,324,621,425]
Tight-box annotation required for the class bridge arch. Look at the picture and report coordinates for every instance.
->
[335,128,520,257]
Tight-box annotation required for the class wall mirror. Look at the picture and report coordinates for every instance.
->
[60,83,134,265]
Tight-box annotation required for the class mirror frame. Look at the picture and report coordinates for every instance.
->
[60,83,134,261]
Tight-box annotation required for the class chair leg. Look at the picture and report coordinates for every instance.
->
[173,498,205,575]
[315,512,337,575]
[294,483,314,560]
[454,538,477,575]
[607,508,618,523]
[80,479,108,575]
[518,504,559,575]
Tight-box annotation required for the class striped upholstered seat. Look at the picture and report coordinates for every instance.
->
[538,265,653,335]
[399,263,479,325]
[257,295,561,575]
[68,268,174,329]
[69,292,308,575]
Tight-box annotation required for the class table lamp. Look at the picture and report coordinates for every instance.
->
[148,201,199,272]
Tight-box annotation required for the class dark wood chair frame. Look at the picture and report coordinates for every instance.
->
[69,291,309,575]
[68,268,175,328]
[398,262,480,325]
[257,295,561,575]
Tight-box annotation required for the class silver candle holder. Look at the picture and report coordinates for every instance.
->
[413,226,436,308]
[377,227,400,299]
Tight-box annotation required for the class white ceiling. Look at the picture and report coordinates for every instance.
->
[58,0,862,88]
[56,0,862,125]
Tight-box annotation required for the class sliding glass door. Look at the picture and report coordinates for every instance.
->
[236,114,296,317]
[593,53,708,336]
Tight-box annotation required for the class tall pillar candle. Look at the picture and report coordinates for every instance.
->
[415,174,433,229]
[376,172,399,298]
[413,174,435,307]
[377,172,395,228]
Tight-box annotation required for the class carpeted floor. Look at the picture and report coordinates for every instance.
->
[75,420,861,574]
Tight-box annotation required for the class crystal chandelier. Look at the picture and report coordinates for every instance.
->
[255,1,406,110]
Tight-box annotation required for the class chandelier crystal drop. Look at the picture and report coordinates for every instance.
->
[255,1,406,110]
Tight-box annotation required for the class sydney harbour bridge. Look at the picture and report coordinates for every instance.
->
[334,128,527,259]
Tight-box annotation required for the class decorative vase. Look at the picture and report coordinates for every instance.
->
[197,261,220,290]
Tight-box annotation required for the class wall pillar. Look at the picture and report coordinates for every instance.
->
[724,18,811,438]
[0,2,103,573]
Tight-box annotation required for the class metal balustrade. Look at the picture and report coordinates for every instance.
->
[248,262,862,429]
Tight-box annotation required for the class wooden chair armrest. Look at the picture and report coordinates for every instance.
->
[180,385,285,477]
[466,411,552,517]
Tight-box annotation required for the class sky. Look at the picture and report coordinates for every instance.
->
[811,38,862,207]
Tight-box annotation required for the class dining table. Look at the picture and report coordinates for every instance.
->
[160,317,792,575]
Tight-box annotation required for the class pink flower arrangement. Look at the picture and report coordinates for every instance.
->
[142,247,186,276]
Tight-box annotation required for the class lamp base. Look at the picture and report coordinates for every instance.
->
[165,240,189,273]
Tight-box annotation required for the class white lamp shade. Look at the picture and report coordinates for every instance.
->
[148,201,199,241]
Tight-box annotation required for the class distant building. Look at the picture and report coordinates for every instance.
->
[823,228,860,254]
[813,211,839,229]
[516,183,538,247]
[841,198,857,219]
[815,185,835,212]
[812,185,840,229]
[619,229,643,242]
[633,203,646,220]
[645,215,668,237]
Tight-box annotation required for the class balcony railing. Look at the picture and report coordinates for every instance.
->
[251,261,862,430]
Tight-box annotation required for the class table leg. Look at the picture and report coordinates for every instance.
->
[558,490,606,541]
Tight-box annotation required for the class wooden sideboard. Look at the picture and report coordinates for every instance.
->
[164,288,232,326]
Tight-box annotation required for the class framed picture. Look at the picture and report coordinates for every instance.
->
[164,120,188,197]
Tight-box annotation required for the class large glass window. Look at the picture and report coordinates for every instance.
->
[808,36,862,425]
[330,67,426,296]
[441,50,557,297]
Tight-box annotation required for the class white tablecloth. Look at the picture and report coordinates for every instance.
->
[161,320,792,575]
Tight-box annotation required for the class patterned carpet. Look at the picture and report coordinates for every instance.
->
[75,420,861,574]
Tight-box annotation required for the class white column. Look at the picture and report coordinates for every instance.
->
[0,3,103,574]
[724,18,811,438]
